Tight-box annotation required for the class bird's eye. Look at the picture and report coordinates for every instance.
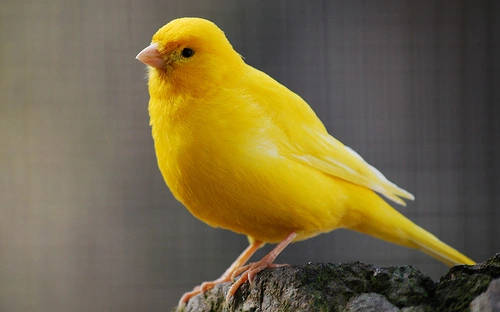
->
[181,48,194,58]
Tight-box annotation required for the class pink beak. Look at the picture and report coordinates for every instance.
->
[136,43,164,68]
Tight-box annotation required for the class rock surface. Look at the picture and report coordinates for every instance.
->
[469,278,500,312]
[344,293,399,312]
[177,254,500,312]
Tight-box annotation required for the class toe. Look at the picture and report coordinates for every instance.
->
[230,263,251,280]
[179,277,229,306]
[200,281,214,292]
[178,289,201,307]
[226,272,249,301]
[227,261,282,298]
[248,269,258,285]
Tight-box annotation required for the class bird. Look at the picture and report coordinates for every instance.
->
[136,17,475,306]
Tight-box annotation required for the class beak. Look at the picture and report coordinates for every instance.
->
[136,43,164,68]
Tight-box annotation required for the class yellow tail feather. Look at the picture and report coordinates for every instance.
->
[406,224,475,266]
[349,196,475,266]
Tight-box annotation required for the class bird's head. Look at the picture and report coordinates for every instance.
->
[136,17,244,97]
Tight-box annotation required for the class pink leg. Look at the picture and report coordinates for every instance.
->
[226,232,297,301]
[178,240,263,307]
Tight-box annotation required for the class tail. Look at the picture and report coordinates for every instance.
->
[349,194,475,266]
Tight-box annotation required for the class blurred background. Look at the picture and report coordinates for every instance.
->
[1,0,499,311]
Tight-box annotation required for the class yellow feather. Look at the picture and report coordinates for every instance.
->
[142,17,474,266]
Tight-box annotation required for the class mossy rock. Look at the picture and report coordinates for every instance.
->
[178,253,500,312]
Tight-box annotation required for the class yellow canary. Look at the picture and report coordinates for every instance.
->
[136,17,475,305]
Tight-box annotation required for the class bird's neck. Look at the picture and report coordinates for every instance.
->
[147,63,248,144]
[148,90,186,143]
[148,70,192,118]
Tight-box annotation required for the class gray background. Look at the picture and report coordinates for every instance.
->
[1,0,499,311]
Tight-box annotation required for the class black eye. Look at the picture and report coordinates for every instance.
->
[181,48,194,58]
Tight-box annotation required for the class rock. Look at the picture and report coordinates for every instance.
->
[435,254,500,312]
[470,278,500,312]
[400,305,434,312]
[178,253,500,312]
[344,293,399,312]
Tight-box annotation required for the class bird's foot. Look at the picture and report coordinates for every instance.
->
[177,241,264,308]
[225,232,297,302]
[225,258,288,301]
[178,276,230,307]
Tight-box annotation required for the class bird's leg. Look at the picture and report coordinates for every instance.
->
[178,240,263,306]
[226,232,297,301]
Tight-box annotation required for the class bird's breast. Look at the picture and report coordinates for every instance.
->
[150,101,288,232]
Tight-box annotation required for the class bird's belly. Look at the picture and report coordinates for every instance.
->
[160,141,356,243]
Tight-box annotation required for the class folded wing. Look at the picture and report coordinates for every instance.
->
[288,127,414,206]
[244,66,414,205]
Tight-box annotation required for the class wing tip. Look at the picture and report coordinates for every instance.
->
[385,180,415,203]
[398,189,415,201]
[386,193,407,206]
[396,190,415,200]
[383,187,415,206]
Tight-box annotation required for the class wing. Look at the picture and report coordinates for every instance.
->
[244,66,414,205]
[288,126,414,206]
